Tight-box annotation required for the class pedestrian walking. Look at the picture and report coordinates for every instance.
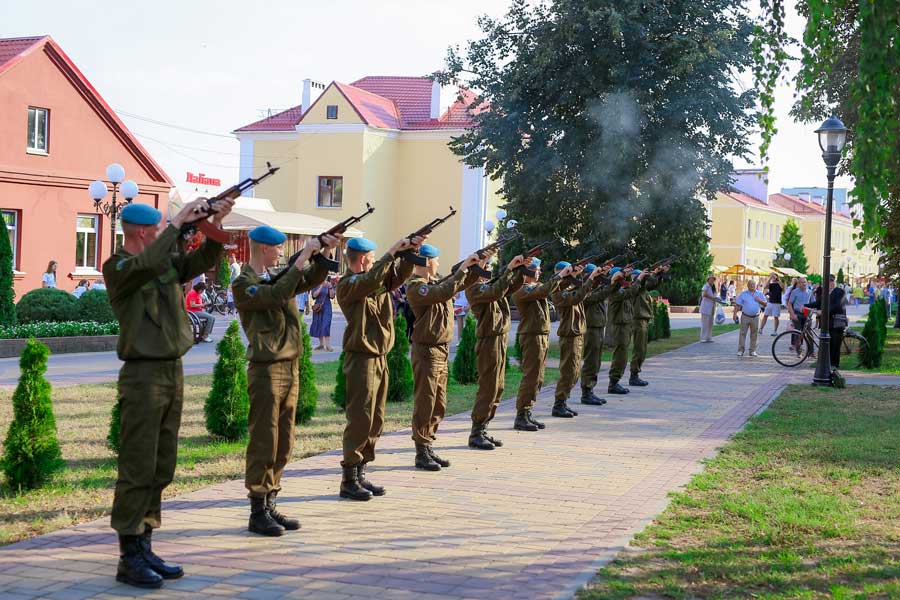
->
[699,275,718,342]
[732,279,767,357]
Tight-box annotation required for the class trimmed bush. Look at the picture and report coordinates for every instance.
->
[658,301,671,338]
[332,351,347,409]
[77,289,115,323]
[16,288,79,323]
[0,217,15,326]
[647,299,659,342]
[836,267,845,285]
[204,320,250,440]
[452,313,478,384]
[0,321,118,339]
[859,298,887,369]
[387,313,414,402]
[2,338,63,491]
[296,318,317,424]
[107,396,122,453]
[217,256,230,286]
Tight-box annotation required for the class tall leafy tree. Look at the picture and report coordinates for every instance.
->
[439,0,754,290]
[773,219,809,275]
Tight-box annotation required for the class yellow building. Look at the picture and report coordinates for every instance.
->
[233,77,502,261]
[708,169,879,283]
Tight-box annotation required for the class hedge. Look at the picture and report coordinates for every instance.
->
[76,289,115,323]
[0,321,118,339]
[16,288,79,323]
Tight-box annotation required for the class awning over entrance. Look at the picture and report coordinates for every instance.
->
[221,197,364,238]
[772,266,806,278]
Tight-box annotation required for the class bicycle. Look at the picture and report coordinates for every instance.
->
[771,308,868,367]
[203,282,229,315]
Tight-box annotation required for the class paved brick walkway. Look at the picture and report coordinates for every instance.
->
[1,328,886,600]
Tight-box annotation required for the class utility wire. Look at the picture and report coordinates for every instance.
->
[116,109,236,139]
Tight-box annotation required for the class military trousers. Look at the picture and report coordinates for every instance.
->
[245,359,298,498]
[580,326,604,389]
[342,351,388,467]
[630,319,650,376]
[554,334,583,402]
[111,359,183,536]
[471,335,507,424]
[411,342,450,445]
[516,333,549,411]
[608,322,633,382]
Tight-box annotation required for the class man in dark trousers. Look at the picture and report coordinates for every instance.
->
[606,266,640,394]
[580,263,615,405]
[104,197,233,588]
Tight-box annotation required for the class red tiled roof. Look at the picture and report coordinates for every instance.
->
[0,35,47,74]
[721,191,794,216]
[333,81,401,129]
[769,193,852,222]
[351,76,433,127]
[234,105,303,132]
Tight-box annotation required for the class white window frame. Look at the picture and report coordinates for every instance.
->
[27,107,50,154]
[2,210,18,270]
[316,176,343,209]
[75,214,99,270]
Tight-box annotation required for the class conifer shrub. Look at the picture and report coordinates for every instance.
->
[387,313,414,402]
[107,396,122,453]
[16,288,79,323]
[647,299,659,342]
[77,289,115,323]
[452,313,478,384]
[217,256,231,286]
[658,301,671,338]
[296,318,317,424]
[2,338,63,491]
[332,351,347,409]
[0,218,15,326]
[859,297,887,369]
[204,320,250,440]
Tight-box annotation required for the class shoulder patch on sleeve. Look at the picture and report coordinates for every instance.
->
[350,275,358,283]
[418,285,429,296]
[480,283,489,292]
[116,258,127,271]
[525,284,534,292]
[247,286,258,296]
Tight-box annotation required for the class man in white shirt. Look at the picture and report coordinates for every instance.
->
[733,280,768,357]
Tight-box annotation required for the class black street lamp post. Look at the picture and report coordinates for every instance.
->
[812,115,848,386]
[88,163,139,253]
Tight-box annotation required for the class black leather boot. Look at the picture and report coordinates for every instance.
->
[138,528,183,580]
[428,446,451,468]
[340,465,373,501]
[514,411,538,431]
[248,496,285,536]
[552,400,574,418]
[357,462,385,496]
[564,402,578,416]
[527,410,546,429]
[482,423,503,447]
[116,534,164,589]
[266,491,300,530]
[468,422,495,450]
[608,379,630,394]
[629,374,649,386]
[415,443,441,471]
[580,386,607,405]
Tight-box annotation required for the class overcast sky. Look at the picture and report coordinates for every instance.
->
[2,0,851,196]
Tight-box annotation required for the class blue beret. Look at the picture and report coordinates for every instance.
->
[530,257,541,268]
[120,203,161,226]
[584,263,597,274]
[555,261,571,271]
[249,226,286,245]
[610,267,622,276]
[347,237,376,252]
[632,269,642,276]
[419,244,440,258]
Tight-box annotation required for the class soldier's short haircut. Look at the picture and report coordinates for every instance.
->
[346,248,367,264]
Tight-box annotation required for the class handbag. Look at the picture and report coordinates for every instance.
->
[831,314,848,329]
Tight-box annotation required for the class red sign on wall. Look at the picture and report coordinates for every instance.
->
[186,172,221,186]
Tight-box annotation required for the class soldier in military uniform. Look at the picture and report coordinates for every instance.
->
[336,235,424,500]
[465,254,526,450]
[406,245,481,470]
[512,258,573,431]
[580,263,616,405]
[550,261,603,417]
[104,198,233,588]
[628,266,669,386]
[233,226,339,536]
[607,267,645,394]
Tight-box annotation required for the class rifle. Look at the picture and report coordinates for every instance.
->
[179,162,280,243]
[397,207,457,265]
[623,257,645,270]
[553,253,603,280]
[434,230,522,285]
[646,255,677,271]
[265,203,376,285]
[485,238,557,284]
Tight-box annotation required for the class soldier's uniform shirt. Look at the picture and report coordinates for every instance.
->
[233,261,328,497]
[512,277,561,411]
[103,224,221,535]
[407,269,477,444]
[607,279,642,381]
[465,269,524,424]
[551,278,597,402]
[630,275,659,376]
[336,254,413,466]
[581,281,617,389]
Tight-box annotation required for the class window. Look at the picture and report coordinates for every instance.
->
[2,210,18,270]
[769,224,774,240]
[75,215,99,269]
[326,105,339,119]
[27,107,49,153]
[755,221,759,238]
[115,222,124,253]
[317,176,343,208]
[747,220,752,238]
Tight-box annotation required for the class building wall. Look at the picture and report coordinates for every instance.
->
[0,43,170,295]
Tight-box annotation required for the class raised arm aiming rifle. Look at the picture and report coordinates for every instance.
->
[397,207,457,265]
[553,253,604,280]
[179,162,280,243]
[264,203,376,285]
[485,238,557,283]
[433,229,522,284]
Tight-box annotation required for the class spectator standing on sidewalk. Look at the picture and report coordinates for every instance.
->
[732,279,767,357]
[42,261,58,289]
[760,273,784,336]
[699,275,719,343]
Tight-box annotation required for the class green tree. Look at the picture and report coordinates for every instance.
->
[332,351,347,409]
[0,218,15,326]
[859,297,887,369]
[658,301,671,339]
[837,267,845,285]
[217,256,231,287]
[773,220,810,275]
[204,320,250,440]
[387,314,413,402]
[452,313,478,384]
[647,299,659,342]
[296,318,317,424]
[439,0,754,279]
[2,338,63,491]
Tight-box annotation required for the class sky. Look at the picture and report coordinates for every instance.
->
[1,0,852,197]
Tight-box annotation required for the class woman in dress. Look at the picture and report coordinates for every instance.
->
[310,276,335,351]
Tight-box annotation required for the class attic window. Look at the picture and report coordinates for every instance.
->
[326,105,339,119]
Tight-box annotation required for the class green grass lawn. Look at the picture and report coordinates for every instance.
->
[548,323,741,360]
[578,384,900,599]
[0,360,559,546]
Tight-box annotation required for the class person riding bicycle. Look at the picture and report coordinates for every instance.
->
[785,277,813,349]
